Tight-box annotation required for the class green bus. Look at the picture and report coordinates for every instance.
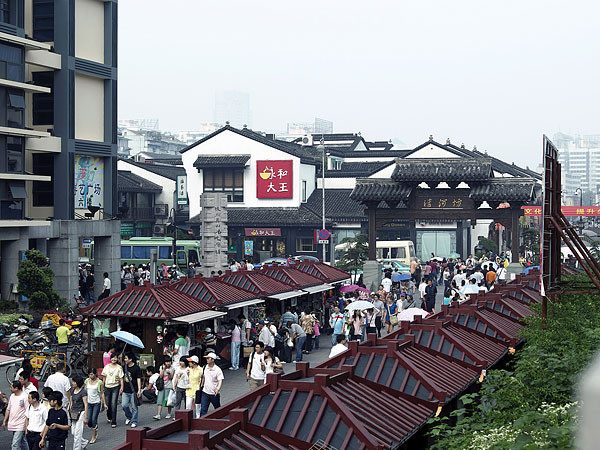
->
[85,237,202,270]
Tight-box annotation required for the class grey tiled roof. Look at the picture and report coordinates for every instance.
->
[181,125,320,165]
[194,154,251,168]
[318,161,394,178]
[119,159,185,181]
[350,179,413,203]
[117,171,162,193]
[305,189,366,221]
[391,158,493,182]
[189,206,325,226]
[469,178,538,203]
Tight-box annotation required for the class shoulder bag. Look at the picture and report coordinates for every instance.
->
[125,365,142,407]
[388,305,398,326]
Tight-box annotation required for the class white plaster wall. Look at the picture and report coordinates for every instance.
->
[117,160,175,208]
[317,177,355,189]
[75,0,105,64]
[300,163,316,201]
[406,144,460,159]
[74,74,104,142]
[471,219,493,253]
[182,130,307,218]
[342,156,396,163]
[370,164,395,178]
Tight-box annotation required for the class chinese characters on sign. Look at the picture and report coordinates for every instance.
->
[522,206,600,216]
[244,228,282,237]
[256,160,293,199]
[74,155,104,209]
[176,175,188,205]
[421,197,464,209]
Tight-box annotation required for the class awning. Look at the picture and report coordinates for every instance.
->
[267,290,304,301]
[226,298,264,310]
[173,310,227,324]
[0,355,23,367]
[330,278,351,285]
[302,284,333,294]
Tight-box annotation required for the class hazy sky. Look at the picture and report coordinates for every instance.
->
[118,0,600,168]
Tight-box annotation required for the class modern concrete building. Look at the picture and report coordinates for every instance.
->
[0,0,120,304]
[555,132,600,194]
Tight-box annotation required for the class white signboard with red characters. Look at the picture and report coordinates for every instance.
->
[256,160,293,199]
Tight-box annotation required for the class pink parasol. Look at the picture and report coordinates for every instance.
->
[339,284,359,293]
[357,287,372,293]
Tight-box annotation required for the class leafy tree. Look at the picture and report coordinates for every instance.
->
[478,236,498,254]
[336,234,368,279]
[521,227,540,261]
[17,249,64,310]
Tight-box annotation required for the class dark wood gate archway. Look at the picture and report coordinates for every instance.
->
[350,158,540,262]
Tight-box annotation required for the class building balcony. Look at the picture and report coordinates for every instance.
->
[25,49,61,70]
[0,78,50,93]
[0,173,50,182]
[0,31,51,50]
[26,135,61,153]
[0,126,50,138]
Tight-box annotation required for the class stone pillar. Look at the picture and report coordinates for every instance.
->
[94,234,120,296]
[0,237,28,303]
[47,234,80,303]
[511,209,520,264]
[367,203,377,261]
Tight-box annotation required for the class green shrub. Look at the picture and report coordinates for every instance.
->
[428,275,597,449]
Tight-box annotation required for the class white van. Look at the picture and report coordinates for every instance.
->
[335,240,416,266]
[375,240,416,266]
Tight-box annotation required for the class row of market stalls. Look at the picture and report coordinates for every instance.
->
[112,269,548,450]
[81,261,350,369]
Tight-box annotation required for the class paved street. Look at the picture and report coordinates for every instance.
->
[0,291,444,450]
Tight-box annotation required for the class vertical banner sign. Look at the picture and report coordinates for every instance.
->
[244,240,254,256]
[177,175,188,205]
[74,155,104,208]
[256,160,293,199]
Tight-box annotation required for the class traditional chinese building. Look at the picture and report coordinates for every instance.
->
[180,126,541,263]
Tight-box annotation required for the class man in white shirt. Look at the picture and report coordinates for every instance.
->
[246,260,254,271]
[44,363,71,409]
[25,390,47,450]
[329,334,348,358]
[200,352,224,417]
[245,342,266,390]
[18,372,36,396]
[268,322,277,348]
[257,320,271,347]
[381,276,392,293]
[418,278,427,301]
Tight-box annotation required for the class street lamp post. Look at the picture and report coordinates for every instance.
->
[168,207,177,267]
[575,188,583,228]
[318,138,327,263]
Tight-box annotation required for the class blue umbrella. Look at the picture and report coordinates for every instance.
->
[521,266,539,274]
[392,273,412,282]
[111,330,144,349]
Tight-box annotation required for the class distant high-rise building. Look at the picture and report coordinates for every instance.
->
[314,117,333,134]
[286,117,333,136]
[214,90,251,128]
[554,132,600,193]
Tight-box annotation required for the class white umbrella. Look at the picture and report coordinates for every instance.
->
[397,308,429,322]
[345,300,375,312]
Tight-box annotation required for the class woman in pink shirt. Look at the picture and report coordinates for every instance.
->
[313,320,320,349]
[2,380,28,450]
[229,319,241,371]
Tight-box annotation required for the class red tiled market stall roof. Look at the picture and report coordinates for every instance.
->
[80,284,211,320]
[173,277,258,306]
[296,261,352,284]
[114,275,543,450]
[221,270,300,296]
[260,265,325,289]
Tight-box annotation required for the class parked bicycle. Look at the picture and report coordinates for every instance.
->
[5,350,70,383]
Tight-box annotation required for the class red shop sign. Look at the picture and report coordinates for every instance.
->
[256,160,293,199]
[244,228,282,237]
[522,205,600,216]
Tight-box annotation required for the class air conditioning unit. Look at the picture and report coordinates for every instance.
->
[300,135,313,146]
[153,224,166,236]
[153,204,168,217]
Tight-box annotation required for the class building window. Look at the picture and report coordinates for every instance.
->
[6,88,24,128]
[0,0,9,25]
[32,72,53,125]
[302,180,307,203]
[0,43,24,82]
[32,0,54,42]
[6,137,23,173]
[203,168,244,202]
[32,153,54,207]
[296,237,316,253]
[1,200,23,219]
